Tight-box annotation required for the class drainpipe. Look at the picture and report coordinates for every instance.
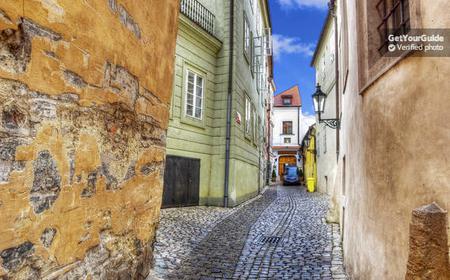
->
[329,0,340,160]
[258,146,261,194]
[297,106,300,145]
[267,102,271,184]
[223,0,235,208]
[297,106,301,166]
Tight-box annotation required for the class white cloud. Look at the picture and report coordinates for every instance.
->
[277,0,328,9]
[272,34,315,61]
[300,112,316,140]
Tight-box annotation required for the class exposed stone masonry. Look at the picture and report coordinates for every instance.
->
[0,1,179,279]
[0,242,35,273]
[108,0,142,39]
[30,150,62,214]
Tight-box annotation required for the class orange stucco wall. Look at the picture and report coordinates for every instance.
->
[0,1,178,278]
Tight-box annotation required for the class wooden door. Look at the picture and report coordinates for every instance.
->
[162,155,200,208]
[278,156,296,176]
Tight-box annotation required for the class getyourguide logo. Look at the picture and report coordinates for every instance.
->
[388,34,445,43]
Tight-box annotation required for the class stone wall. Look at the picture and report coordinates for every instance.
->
[0,1,179,279]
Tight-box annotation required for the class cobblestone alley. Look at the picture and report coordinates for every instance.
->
[148,186,348,280]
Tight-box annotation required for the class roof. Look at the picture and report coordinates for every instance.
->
[273,85,301,107]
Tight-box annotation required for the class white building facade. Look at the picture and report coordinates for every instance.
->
[271,86,303,178]
[311,10,339,210]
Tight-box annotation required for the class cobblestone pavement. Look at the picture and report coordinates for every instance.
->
[148,186,347,279]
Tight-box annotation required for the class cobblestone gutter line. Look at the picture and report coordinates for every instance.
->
[331,223,347,279]
[234,187,348,280]
[164,189,278,279]
[148,186,348,280]
[148,188,273,280]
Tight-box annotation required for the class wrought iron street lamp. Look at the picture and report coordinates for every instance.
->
[312,84,340,129]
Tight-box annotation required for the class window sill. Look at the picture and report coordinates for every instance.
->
[359,49,414,95]
[180,114,206,129]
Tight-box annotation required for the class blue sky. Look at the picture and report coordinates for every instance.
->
[269,0,328,115]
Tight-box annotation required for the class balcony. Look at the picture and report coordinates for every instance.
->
[180,0,215,36]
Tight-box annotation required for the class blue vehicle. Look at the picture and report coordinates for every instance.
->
[283,166,299,185]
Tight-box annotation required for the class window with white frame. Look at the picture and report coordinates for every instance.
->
[245,95,251,135]
[252,105,257,142]
[244,13,251,60]
[185,70,204,119]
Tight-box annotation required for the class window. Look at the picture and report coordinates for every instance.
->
[250,31,255,75]
[376,0,410,54]
[282,121,293,135]
[185,70,203,119]
[252,105,257,142]
[284,138,291,144]
[357,0,416,90]
[340,0,349,94]
[244,13,251,61]
[282,97,292,105]
[245,95,251,135]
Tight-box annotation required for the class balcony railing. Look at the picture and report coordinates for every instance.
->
[180,0,215,36]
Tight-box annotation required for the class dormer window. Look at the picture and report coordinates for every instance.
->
[282,97,292,105]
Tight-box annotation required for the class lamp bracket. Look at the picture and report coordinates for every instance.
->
[320,119,340,129]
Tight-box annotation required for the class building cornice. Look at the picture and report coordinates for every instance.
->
[179,14,222,53]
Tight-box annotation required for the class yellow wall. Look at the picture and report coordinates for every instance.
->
[0,1,179,278]
[304,129,317,192]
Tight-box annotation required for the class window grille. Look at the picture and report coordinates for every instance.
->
[376,0,410,54]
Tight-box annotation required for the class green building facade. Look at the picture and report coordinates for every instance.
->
[165,0,274,207]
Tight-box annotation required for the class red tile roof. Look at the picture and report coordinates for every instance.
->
[273,85,301,107]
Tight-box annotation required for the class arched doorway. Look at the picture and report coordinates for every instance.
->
[278,156,297,176]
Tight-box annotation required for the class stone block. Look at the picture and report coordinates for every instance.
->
[405,202,450,280]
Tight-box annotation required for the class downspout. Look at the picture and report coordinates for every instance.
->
[267,103,271,184]
[297,106,301,167]
[224,0,234,208]
[258,146,261,194]
[297,106,300,145]
[330,0,340,160]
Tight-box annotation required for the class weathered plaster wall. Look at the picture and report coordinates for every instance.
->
[0,0,178,279]
[340,0,450,279]
[166,12,222,207]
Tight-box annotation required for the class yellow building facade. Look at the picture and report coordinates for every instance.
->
[301,125,317,192]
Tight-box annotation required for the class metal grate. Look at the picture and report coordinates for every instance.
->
[376,0,410,54]
[259,236,281,245]
[180,0,215,36]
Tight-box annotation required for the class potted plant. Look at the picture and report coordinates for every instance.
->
[271,169,276,182]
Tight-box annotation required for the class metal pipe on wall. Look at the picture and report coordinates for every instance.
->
[223,0,235,208]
